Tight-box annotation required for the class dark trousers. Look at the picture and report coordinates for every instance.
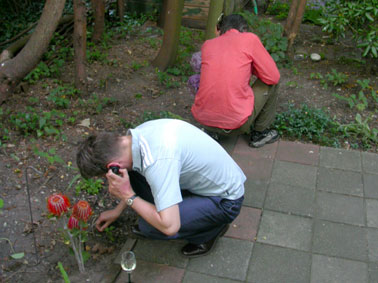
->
[129,171,244,244]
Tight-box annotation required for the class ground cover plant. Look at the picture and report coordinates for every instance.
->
[0,1,377,281]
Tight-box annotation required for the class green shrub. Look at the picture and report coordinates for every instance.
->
[273,104,341,147]
[240,11,288,66]
[9,107,65,138]
[332,79,376,111]
[48,85,79,109]
[319,0,378,58]
[75,178,104,195]
[339,114,377,149]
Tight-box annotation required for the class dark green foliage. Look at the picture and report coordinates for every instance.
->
[0,1,44,43]
[332,79,377,111]
[265,1,290,20]
[273,104,341,147]
[48,85,79,109]
[319,0,378,58]
[9,107,66,138]
[33,147,64,165]
[75,178,104,195]
[339,114,377,149]
[79,94,117,114]
[265,1,323,25]
[240,11,288,67]
[155,69,181,88]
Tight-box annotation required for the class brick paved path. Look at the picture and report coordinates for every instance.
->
[111,136,378,283]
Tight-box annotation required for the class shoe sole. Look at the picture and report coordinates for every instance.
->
[182,224,230,258]
[249,134,279,148]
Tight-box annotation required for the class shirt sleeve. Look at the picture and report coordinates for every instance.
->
[144,159,183,212]
[248,34,280,85]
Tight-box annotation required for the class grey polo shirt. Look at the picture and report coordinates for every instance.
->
[128,119,246,212]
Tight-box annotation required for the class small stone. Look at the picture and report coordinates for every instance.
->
[310,53,321,61]
[294,54,305,60]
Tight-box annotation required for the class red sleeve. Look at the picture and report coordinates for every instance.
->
[248,34,280,85]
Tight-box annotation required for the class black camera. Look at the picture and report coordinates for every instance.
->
[109,165,120,175]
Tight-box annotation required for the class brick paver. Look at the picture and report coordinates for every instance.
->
[113,139,378,282]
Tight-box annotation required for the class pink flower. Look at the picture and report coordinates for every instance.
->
[73,200,92,222]
[67,214,79,230]
[47,194,70,216]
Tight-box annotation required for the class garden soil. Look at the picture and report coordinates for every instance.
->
[0,18,377,282]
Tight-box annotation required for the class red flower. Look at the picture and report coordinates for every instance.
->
[67,214,79,230]
[73,200,92,222]
[47,194,70,216]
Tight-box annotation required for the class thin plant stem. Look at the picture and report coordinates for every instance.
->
[63,217,85,273]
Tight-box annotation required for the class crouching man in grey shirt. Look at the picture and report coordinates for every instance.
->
[76,119,245,257]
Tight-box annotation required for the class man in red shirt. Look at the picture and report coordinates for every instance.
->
[191,14,280,148]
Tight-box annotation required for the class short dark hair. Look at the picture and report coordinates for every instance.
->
[76,132,122,179]
[217,14,248,35]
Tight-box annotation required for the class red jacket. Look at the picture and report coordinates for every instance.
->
[191,29,280,129]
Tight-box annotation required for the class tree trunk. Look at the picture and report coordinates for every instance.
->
[205,0,225,40]
[284,0,307,50]
[0,0,66,103]
[223,0,234,16]
[157,0,169,28]
[117,0,124,21]
[152,0,184,71]
[74,0,87,93]
[0,15,74,64]
[284,0,299,36]
[91,0,105,42]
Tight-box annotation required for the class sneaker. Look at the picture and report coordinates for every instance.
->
[249,129,279,148]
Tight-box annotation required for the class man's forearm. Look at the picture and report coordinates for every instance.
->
[115,199,128,214]
[130,197,180,236]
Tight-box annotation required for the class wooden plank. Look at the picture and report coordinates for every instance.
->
[183,6,209,18]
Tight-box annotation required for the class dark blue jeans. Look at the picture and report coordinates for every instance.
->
[129,171,244,244]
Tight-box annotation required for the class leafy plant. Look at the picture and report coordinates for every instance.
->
[240,11,288,66]
[34,148,64,166]
[57,262,71,283]
[303,1,324,25]
[325,69,348,86]
[265,1,290,20]
[310,72,328,89]
[130,61,143,71]
[332,79,376,111]
[155,69,180,88]
[104,226,116,242]
[9,107,65,138]
[0,237,25,260]
[339,114,377,149]
[24,62,51,84]
[79,94,116,114]
[75,178,104,195]
[319,0,378,58]
[87,45,108,63]
[273,104,341,147]
[48,85,79,109]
